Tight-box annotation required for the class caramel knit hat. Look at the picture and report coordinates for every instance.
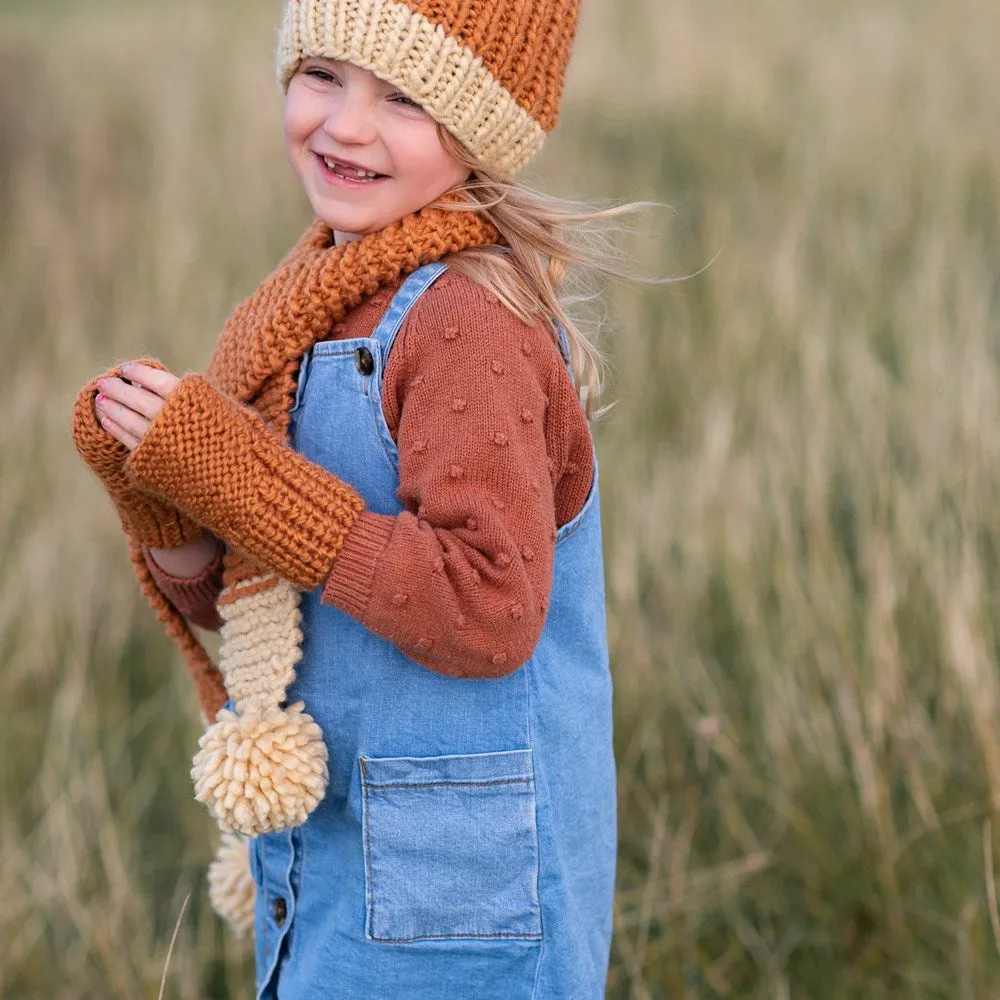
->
[276,0,581,175]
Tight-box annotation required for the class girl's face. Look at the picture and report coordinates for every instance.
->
[284,57,470,241]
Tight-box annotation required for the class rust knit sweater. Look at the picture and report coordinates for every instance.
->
[143,269,595,679]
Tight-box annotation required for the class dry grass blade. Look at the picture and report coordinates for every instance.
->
[158,892,192,1000]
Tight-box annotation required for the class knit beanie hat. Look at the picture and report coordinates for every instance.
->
[276,0,581,176]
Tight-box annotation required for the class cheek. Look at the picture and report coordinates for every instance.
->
[283,90,317,152]
[431,149,469,189]
[283,108,305,150]
[391,128,466,193]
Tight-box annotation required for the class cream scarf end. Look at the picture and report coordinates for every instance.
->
[191,577,329,836]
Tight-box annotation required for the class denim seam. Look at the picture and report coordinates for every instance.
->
[284,826,305,967]
[359,756,385,943]
[362,777,533,790]
[257,833,297,996]
[530,931,546,999]
[363,748,531,763]
[521,667,545,973]
[255,837,281,1000]
[310,333,390,357]
[367,343,402,477]
[370,929,543,943]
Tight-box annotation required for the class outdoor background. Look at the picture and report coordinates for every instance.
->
[3,0,1000,996]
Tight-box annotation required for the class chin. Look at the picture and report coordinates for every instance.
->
[313,207,386,234]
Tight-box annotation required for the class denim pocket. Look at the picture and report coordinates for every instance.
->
[359,749,542,942]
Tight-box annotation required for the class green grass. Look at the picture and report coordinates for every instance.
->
[4,0,1000,996]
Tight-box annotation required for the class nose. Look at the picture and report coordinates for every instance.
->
[322,87,377,146]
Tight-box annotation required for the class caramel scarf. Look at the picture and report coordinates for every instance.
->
[127,206,499,841]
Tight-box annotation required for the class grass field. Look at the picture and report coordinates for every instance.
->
[4,0,1000,996]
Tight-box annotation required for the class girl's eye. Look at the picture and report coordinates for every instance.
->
[305,67,339,84]
[391,92,423,110]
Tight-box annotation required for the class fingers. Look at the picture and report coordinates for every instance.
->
[96,376,165,424]
[96,389,149,445]
[96,410,142,451]
[121,362,181,402]
[87,360,182,451]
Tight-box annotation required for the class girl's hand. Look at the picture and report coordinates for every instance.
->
[94,362,181,451]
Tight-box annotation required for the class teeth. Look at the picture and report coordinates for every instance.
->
[322,156,379,179]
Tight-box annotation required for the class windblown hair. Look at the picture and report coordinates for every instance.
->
[430,125,659,421]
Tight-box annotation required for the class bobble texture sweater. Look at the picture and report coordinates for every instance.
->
[144,269,595,679]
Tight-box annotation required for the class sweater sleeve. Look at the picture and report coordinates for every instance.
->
[321,273,591,679]
[141,537,226,632]
[122,373,366,592]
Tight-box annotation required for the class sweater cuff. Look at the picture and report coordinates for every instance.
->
[320,511,394,619]
[142,538,226,628]
[142,536,224,593]
[124,373,365,591]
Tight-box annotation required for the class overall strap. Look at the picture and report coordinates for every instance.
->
[553,320,574,383]
[369,262,449,362]
[370,257,575,386]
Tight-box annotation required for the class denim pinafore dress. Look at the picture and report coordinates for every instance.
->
[246,263,617,1000]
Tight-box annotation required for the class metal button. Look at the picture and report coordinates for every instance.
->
[355,347,374,376]
[272,896,287,926]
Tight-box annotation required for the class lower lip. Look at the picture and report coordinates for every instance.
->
[315,153,388,189]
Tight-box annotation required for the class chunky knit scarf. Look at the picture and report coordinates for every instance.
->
[128,206,498,843]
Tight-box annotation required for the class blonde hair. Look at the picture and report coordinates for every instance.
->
[430,125,661,421]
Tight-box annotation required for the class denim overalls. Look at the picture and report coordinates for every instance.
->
[246,263,617,999]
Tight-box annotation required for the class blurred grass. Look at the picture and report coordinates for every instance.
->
[4,0,1000,996]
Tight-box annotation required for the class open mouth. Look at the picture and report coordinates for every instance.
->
[316,153,388,185]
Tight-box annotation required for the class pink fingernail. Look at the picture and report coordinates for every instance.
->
[97,393,106,405]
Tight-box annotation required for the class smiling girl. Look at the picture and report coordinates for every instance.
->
[72,2,630,997]
[287,57,470,238]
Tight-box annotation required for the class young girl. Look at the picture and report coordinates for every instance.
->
[72,1,621,996]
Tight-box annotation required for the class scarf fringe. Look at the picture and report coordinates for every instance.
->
[127,537,228,720]
[191,578,329,835]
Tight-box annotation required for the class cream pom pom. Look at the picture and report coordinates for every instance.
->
[207,834,256,936]
[191,701,328,835]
